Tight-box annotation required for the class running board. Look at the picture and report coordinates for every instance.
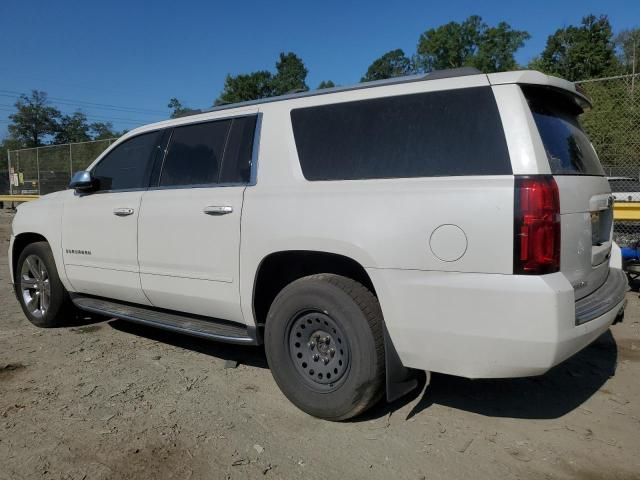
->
[71,294,257,345]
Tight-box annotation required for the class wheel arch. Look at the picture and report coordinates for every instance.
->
[251,250,376,329]
[11,232,49,282]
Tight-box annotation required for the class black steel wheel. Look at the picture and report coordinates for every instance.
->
[265,274,385,420]
[288,311,350,389]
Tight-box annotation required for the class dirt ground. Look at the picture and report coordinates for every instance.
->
[0,209,639,480]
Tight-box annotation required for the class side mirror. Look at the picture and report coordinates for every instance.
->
[69,171,97,193]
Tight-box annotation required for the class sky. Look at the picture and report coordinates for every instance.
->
[1,0,639,138]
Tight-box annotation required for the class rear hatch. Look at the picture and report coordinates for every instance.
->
[522,85,612,300]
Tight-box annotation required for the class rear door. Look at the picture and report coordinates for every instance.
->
[522,85,612,300]
[137,112,258,323]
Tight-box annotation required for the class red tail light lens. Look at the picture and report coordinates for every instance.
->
[514,176,560,274]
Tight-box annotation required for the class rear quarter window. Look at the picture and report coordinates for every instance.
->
[290,87,512,180]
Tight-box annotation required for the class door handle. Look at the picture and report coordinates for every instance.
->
[203,205,233,215]
[113,207,135,217]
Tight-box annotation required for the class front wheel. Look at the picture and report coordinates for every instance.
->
[15,241,74,328]
[264,274,385,420]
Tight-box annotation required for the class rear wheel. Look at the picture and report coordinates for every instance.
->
[264,274,385,420]
[15,241,74,328]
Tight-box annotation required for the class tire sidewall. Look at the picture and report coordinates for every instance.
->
[265,276,382,420]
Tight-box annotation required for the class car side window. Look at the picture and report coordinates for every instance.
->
[92,130,164,191]
[290,87,511,180]
[159,120,231,187]
[220,115,258,184]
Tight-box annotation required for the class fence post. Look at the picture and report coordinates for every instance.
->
[7,149,11,196]
[36,147,41,195]
[69,143,73,179]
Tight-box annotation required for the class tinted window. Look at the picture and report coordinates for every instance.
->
[92,131,163,191]
[290,87,511,180]
[522,86,604,176]
[220,115,258,184]
[160,120,231,187]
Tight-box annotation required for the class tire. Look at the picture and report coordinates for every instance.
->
[14,241,74,328]
[264,274,385,420]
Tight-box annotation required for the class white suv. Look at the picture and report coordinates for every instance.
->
[9,68,627,420]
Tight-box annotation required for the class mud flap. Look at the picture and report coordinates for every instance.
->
[384,325,420,402]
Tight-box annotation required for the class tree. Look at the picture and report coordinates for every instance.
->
[474,22,531,72]
[8,90,61,147]
[216,71,274,105]
[89,122,120,140]
[168,98,198,118]
[361,49,414,82]
[54,111,90,144]
[270,52,309,95]
[416,15,529,73]
[215,52,309,104]
[317,80,336,89]
[529,15,619,81]
[416,15,483,71]
[616,28,640,75]
[1,136,24,152]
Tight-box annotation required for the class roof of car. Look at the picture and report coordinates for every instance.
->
[118,68,587,143]
[185,68,587,117]
[189,67,484,116]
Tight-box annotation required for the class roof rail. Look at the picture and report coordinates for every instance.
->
[190,67,484,117]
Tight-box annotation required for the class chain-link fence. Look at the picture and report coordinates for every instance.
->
[1,74,639,245]
[4,138,116,196]
[577,73,640,247]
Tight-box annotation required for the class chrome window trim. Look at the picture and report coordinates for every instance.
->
[150,112,261,191]
[86,113,261,194]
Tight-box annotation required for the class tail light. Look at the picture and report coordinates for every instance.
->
[514,176,560,274]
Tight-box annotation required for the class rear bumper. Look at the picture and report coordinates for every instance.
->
[368,267,627,379]
[575,268,627,325]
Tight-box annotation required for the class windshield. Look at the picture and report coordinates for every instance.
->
[522,85,604,176]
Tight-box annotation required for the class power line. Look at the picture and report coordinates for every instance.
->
[0,90,167,115]
[0,104,160,125]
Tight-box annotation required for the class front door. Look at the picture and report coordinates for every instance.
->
[137,112,258,323]
[62,130,166,304]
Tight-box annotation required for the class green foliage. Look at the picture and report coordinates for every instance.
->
[579,78,640,168]
[473,22,531,72]
[270,52,309,95]
[54,111,91,144]
[616,28,640,74]
[215,52,308,104]
[168,98,199,118]
[89,122,120,140]
[8,90,61,147]
[216,71,274,105]
[1,136,24,152]
[361,49,415,82]
[529,15,620,81]
[415,15,529,73]
[317,80,336,89]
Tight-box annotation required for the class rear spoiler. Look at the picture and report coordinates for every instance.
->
[488,70,592,110]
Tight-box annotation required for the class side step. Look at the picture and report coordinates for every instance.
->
[71,294,257,345]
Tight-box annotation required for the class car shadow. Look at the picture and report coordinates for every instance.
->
[107,318,269,370]
[362,330,618,421]
[73,313,618,421]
